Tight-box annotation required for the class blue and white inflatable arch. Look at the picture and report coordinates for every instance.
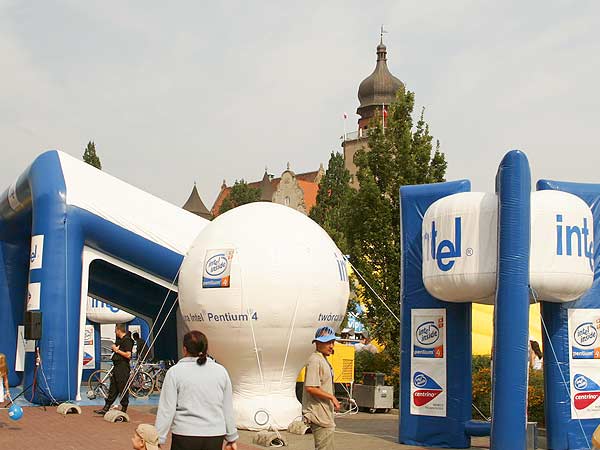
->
[399,150,600,450]
[0,150,208,403]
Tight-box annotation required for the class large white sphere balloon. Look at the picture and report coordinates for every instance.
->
[86,297,135,324]
[179,203,349,430]
[530,190,594,302]
[422,192,498,304]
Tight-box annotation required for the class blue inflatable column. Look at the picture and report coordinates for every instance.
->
[399,180,472,448]
[491,150,531,450]
[537,180,600,450]
[23,152,85,403]
[0,239,29,387]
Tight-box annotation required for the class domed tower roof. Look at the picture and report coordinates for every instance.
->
[357,38,404,119]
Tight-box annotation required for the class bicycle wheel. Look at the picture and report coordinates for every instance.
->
[129,370,154,398]
[88,369,110,399]
[155,369,165,392]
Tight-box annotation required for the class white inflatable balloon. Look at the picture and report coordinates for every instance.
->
[86,297,135,324]
[179,202,349,430]
[530,190,594,302]
[422,192,497,304]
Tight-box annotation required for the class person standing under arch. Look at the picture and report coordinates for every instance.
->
[94,323,134,415]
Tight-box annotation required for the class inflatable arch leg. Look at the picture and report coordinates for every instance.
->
[537,180,600,450]
[24,153,84,403]
[0,238,29,387]
[490,150,531,450]
[399,179,472,448]
[399,150,532,449]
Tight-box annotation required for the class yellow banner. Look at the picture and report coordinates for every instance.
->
[472,303,543,355]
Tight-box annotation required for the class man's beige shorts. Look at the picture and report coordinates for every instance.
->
[309,423,335,450]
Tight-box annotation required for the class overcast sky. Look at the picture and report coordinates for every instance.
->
[1,1,598,208]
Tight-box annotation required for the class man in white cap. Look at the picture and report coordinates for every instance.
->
[132,424,160,450]
[302,326,340,450]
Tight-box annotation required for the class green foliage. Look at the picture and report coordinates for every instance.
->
[309,152,354,254]
[219,179,261,214]
[83,141,102,170]
[472,354,492,373]
[347,90,447,357]
[471,355,545,425]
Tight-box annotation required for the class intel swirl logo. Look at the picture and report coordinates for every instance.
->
[416,321,440,346]
[574,322,598,347]
[206,254,228,276]
[413,372,427,388]
[574,375,588,390]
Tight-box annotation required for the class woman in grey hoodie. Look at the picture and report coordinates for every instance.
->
[155,330,238,450]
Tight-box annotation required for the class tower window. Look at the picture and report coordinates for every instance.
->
[284,196,290,206]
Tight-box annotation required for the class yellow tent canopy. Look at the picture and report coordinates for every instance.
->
[472,303,543,355]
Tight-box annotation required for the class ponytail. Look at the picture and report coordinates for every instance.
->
[183,331,209,366]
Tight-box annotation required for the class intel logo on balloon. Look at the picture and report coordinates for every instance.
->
[574,322,597,347]
[416,321,439,346]
[206,254,228,276]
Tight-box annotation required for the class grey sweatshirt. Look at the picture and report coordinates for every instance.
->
[155,357,239,444]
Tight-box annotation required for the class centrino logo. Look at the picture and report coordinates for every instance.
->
[206,254,228,276]
[574,322,598,347]
[555,215,594,271]
[424,217,466,271]
[416,321,439,346]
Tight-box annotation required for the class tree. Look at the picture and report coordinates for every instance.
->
[309,152,354,254]
[219,179,261,214]
[347,89,447,356]
[83,141,102,169]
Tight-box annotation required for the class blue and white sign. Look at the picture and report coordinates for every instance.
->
[29,235,44,270]
[202,249,234,288]
[27,282,41,311]
[568,309,600,419]
[411,309,447,417]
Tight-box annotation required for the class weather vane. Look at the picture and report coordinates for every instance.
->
[380,25,387,44]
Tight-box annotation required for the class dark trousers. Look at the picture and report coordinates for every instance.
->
[104,363,130,410]
[171,434,225,450]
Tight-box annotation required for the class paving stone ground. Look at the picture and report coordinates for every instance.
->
[0,405,496,450]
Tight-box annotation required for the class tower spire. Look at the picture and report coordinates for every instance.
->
[380,25,387,45]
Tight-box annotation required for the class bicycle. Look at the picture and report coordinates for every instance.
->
[87,365,155,400]
[137,360,174,393]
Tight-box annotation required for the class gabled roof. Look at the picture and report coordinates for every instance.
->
[211,168,322,217]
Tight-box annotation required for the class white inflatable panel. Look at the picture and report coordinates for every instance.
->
[530,190,594,302]
[86,297,135,324]
[57,151,208,255]
[178,202,349,430]
[422,192,498,304]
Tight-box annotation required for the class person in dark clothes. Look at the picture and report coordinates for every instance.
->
[94,323,134,415]
[133,332,151,362]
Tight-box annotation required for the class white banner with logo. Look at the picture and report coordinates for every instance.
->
[568,309,600,419]
[27,282,41,311]
[82,325,96,369]
[410,308,447,417]
[202,249,234,288]
[29,235,44,270]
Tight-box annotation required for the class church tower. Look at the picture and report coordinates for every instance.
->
[343,35,404,188]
